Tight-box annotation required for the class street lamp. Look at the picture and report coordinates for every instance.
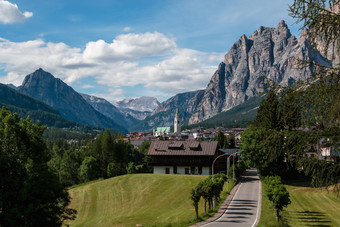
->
[211,153,228,210]
[211,153,228,182]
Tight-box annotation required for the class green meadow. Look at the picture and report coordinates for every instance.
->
[258,182,340,226]
[66,174,212,226]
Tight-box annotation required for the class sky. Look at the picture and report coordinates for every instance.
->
[0,0,300,102]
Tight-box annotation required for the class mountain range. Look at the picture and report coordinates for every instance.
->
[132,20,332,131]
[114,97,160,121]
[0,20,333,133]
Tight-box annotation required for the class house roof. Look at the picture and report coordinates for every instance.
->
[148,140,218,156]
[155,127,171,133]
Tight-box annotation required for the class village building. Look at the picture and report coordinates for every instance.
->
[153,127,171,137]
[147,140,229,175]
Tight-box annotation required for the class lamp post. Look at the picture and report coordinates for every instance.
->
[211,153,228,210]
[211,154,228,182]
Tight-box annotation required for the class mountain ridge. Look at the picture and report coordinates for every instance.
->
[18,68,127,133]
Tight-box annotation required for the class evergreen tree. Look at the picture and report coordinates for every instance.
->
[215,130,226,148]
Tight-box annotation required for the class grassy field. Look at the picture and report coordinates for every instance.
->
[65,173,228,227]
[258,182,340,226]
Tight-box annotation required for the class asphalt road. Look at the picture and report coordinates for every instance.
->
[203,168,261,227]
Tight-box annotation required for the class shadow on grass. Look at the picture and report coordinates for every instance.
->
[284,178,313,188]
[288,211,331,227]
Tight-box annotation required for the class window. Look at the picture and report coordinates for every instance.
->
[173,166,177,174]
[191,166,195,174]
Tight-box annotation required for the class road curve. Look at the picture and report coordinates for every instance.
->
[203,168,261,227]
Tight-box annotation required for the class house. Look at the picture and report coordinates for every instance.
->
[147,140,227,175]
[153,127,171,137]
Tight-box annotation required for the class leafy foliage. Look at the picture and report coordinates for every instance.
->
[190,174,228,216]
[289,0,340,59]
[0,108,71,226]
[264,176,291,222]
[79,156,100,182]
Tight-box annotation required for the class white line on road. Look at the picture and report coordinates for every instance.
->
[251,178,261,227]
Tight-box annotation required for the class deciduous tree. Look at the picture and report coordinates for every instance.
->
[0,108,71,226]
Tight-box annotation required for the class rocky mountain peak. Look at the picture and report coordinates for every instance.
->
[277,20,288,29]
[19,69,127,132]
[22,68,57,88]
[188,20,330,124]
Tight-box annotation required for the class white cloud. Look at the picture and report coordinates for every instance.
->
[81,84,94,89]
[123,26,131,32]
[83,32,177,62]
[0,32,223,101]
[0,0,33,24]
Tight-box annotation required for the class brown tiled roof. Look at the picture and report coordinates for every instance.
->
[148,140,218,156]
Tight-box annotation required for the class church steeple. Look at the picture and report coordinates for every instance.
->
[174,107,181,134]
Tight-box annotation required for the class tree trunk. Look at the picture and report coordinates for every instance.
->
[275,209,280,222]
[195,204,199,220]
[204,199,207,213]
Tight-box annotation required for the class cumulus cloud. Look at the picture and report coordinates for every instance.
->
[0,0,33,24]
[83,32,177,61]
[0,31,223,101]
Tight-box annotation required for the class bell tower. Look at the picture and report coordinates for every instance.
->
[174,108,181,134]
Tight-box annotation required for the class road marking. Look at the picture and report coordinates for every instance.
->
[251,177,261,227]
[200,180,243,226]
[216,181,243,222]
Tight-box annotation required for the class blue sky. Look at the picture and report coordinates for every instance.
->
[0,0,300,102]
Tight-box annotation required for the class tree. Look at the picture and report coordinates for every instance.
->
[101,130,115,177]
[107,162,118,178]
[264,176,291,222]
[253,89,282,130]
[215,130,226,148]
[289,0,339,60]
[126,161,136,174]
[79,156,100,182]
[190,186,202,220]
[226,134,236,148]
[0,108,71,226]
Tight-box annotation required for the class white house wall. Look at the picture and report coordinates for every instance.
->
[153,166,210,175]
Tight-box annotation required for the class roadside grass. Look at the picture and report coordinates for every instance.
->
[258,180,340,227]
[65,174,234,227]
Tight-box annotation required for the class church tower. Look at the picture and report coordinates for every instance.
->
[174,108,181,134]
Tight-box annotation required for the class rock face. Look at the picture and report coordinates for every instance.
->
[314,3,340,65]
[118,109,151,121]
[81,93,140,129]
[19,68,127,133]
[115,96,160,121]
[131,90,204,132]
[188,20,331,124]
[115,97,160,112]
[152,90,204,121]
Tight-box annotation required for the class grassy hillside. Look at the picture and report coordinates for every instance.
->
[66,174,209,226]
[258,182,340,226]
